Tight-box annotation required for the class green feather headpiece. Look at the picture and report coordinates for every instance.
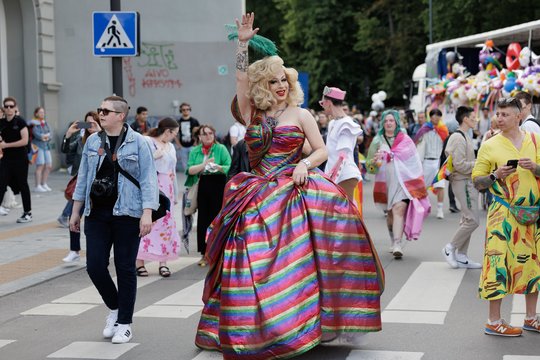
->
[225,24,278,57]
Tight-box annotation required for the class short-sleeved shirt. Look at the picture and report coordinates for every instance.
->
[178,117,200,147]
[0,116,28,160]
[229,122,246,141]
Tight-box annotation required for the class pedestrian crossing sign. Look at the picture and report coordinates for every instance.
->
[93,11,139,57]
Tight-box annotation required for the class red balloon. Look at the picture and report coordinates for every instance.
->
[506,42,522,70]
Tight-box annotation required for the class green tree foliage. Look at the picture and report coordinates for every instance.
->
[246,0,540,109]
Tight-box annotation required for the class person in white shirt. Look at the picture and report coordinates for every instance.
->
[516,91,540,134]
[414,108,449,219]
[319,86,362,200]
[228,120,247,147]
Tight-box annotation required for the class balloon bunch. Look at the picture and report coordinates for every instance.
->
[445,51,468,79]
[426,39,540,109]
[370,91,387,111]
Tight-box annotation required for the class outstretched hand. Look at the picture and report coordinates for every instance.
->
[235,12,259,42]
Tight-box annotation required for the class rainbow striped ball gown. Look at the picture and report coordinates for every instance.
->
[195,124,384,359]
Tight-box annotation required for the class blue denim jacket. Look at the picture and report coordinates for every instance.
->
[73,125,159,217]
[30,119,52,150]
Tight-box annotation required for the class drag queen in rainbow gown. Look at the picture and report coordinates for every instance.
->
[195,13,384,359]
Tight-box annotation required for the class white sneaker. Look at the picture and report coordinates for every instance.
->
[436,208,444,219]
[0,206,9,216]
[16,212,32,223]
[42,184,52,191]
[442,244,458,268]
[392,241,403,259]
[112,324,133,344]
[103,310,119,338]
[62,251,80,263]
[33,185,47,193]
[456,253,482,269]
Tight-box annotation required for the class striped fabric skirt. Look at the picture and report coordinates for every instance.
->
[195,166,383,359]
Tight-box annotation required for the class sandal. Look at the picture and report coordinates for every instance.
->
[159,266,171,278]
[136,266,148,277]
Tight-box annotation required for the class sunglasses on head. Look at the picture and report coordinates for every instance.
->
[497,97,522,112]
[97,108,122,116]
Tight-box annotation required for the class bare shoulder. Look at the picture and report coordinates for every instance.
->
[295,107,315,122]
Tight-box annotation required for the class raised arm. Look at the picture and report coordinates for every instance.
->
[235,12,259,124]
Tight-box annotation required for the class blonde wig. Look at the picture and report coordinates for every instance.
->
[247,56,304,111]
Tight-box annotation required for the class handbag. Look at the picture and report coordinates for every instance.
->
[183,181,199,216]
[493,196,540,226]
[64,175,78,200]
[404,197,431,240]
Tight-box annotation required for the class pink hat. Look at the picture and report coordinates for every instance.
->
[322,86,346,101]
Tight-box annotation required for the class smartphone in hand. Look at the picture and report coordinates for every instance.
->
[76,122,92,129]
[506,159,518,168]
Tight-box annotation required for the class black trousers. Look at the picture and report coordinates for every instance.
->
[0,158,31,213]
[84,207,141,324]
[197,174,227,255]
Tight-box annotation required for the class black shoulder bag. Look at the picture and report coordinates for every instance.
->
[99,131,170,222]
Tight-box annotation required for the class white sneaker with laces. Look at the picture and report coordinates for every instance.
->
[42,184,52,191]
[112,324,133,344]
[456,253,482,269]
[442,244,458,268]
[103,310,119,338]
[436,208,444,219]
[63,251,80,263]
[34,185,47,193]
[0,206,9,216]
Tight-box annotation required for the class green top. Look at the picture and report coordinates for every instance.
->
[184,143,232,187]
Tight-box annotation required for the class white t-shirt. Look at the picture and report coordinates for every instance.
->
[229,122,247,141]
[520,115,540,134]
[324,116,363,183]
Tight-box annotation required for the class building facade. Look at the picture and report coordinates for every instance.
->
[0,0,244,165]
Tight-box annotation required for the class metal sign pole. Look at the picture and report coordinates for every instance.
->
[111,0,123,96]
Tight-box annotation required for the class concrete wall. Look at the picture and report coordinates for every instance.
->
[54,0,242,135]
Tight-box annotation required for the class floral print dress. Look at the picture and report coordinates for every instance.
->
[472,132,540,300]
[137,139,180,261]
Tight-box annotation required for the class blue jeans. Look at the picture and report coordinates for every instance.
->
[179,146,192,171]
[61,200,73,218]
[84,207,141,324]
[68,203,84,251]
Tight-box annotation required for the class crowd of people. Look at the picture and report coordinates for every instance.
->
[0,11,538,359]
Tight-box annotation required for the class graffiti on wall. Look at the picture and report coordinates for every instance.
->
[123,42,183,97]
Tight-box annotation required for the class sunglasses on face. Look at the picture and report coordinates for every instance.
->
[496,97,521,112]
[200,132,214,136]
[97,108,122,116]
[181,108,191,112]
[4,104,15,109]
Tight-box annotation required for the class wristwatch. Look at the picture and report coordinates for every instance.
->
[489,172,498,182]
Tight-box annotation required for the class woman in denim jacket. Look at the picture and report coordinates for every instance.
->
[70,96,159,345]
[31,107,53,192]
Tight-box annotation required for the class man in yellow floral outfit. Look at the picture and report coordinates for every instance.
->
[472,97,540,337]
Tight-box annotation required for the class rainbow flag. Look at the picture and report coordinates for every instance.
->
[428,155,453,193]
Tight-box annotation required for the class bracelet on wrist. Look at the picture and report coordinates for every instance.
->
[238,40,249,48]
[301,158,311,169]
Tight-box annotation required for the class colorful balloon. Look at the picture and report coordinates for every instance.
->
[505,43,522,70]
